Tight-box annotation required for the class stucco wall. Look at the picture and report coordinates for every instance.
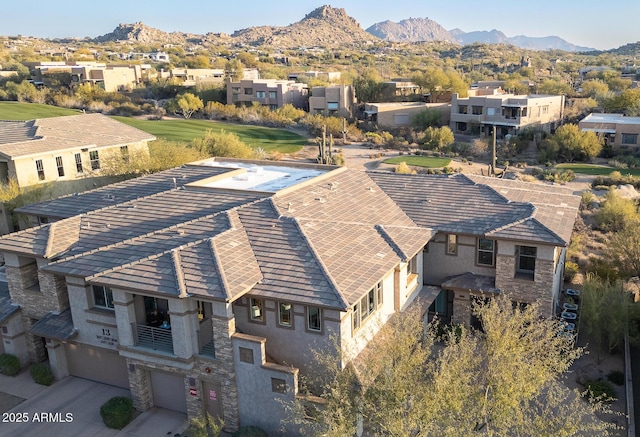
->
[423,234,497,285]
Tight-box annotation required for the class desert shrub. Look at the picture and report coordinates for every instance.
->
[0,353,20,376]
[564,261,579,283]
[100,396,134,430]
[395,162,416,175]
[585,256,618,282]
[584,379,616,402]
[192,130,255,159]
[580,191,596,209]
[230,425,269,437]
[595,188,638,231]
[30,362,53,386]
[186,413,224,437]
[607,370,625,386]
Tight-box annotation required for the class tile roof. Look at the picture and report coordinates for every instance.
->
[0,120,36,145]
[16,165,236,220]
[368,172,535,237]
[0,113,155,159]
[441,272,498,293]
[0,282,20,323]
[30,309,77,341]
[464,175,580,244]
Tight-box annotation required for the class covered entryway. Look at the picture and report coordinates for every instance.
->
[66,342,129,388]
[203,380,223,420]
[150,371,187,413]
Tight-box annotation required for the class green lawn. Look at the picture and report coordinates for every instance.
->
[0,102,81,120]
[555,163,640,177]
[113,117,307,153]
[384,156,452,168]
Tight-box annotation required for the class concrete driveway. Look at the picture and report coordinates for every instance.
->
[1,372,187,436]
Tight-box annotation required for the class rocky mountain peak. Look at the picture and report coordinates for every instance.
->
[303,5,359,27]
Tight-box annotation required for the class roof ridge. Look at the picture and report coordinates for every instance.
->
[374,224,408,262]
[172,248,189,298]
[44,221,56,258]
[290,216,349,310]
[209,238,231,300]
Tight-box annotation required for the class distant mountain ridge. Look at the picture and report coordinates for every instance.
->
[449,28,594,51]
[366,17,456,43]
[88,6,603,52]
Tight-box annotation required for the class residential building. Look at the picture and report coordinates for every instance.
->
[167,68,260,87]
[308,85,356,118]
[227,79,308,110]
[380,79,421,101]
[363,102,450,128]
[26,61,147,92]
[0,159,579,434]
[450,93,565,137]
[287,71,342,82]
[0,113,154,189]
[579,113,640,150]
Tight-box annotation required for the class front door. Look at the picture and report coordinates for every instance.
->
[203,380,223,420]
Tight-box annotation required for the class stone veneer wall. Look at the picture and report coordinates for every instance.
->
[126,315,240,433]
[451,291,471,326]
[21,315,46,362]
[495,254,555,317]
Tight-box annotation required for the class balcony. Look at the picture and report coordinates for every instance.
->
[131,323,173,354]
[197,318,216,358]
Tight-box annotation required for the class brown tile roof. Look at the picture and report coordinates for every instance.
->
[0,113,155,159]
[441,272,497,293]
[16,165,237,220]
[464,175,580,245]
[369,172,580,246]
[30,309,77,341]
[0,282,20,323]
[0,120,36,145]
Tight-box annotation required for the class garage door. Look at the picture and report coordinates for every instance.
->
[66,342,129,388]
[151,371,187,413]
[394,114,410,126]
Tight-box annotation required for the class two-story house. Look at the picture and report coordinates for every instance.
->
[0,159,579,435]
[308,85,356,118]
[226,79,308,110]
[450,93,565,137]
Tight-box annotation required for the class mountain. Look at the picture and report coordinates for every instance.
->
[93,22,187,45]
[232,5,378,47]
[366,18,456,43]
[450,28,594,52]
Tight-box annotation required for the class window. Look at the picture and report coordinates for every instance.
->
[89,150,100,170]
[239,347,254,364]
[244,88,253,95]
[92,285,114,310]
[278,302,292,327]
[120,146,129,163]
[458,105,468,114]
[75,153,83,173]
[35,159,45,181]
[516,245,537,279]
[456,122,467,132]
[541,106,549,115]
[271,377,287,394]
[269,91,277,99]
[622,133,639,145]
[477,238,496,266]
[249,298,264,322]
[307,306,321,332]
[269,104,278,111]
[471,106,483,115]
[55,156,64,177]
[38,216,49,225]
[486,107,495,116]
[446,234,457,255]
[256,91,266,98]
[406,255,418,285]
[197,300,212,321]
[327,102,339,111]
[353,282,382,332]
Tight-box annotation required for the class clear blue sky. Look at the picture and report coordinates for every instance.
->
[2,0,639,50]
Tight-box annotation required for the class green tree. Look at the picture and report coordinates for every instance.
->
[606,219,640,278]
[352,69,383,103]
[168,93,204,119]
[537,78,571,95]
[595,188,638,232]
[580,80,609,98]
[581,274,640,361]
[192,130,255,159]
[288,294,613,436]
[421,126,454,151]
[412,108,442,130]
[550,124,602,162]
[225,59,244,81]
